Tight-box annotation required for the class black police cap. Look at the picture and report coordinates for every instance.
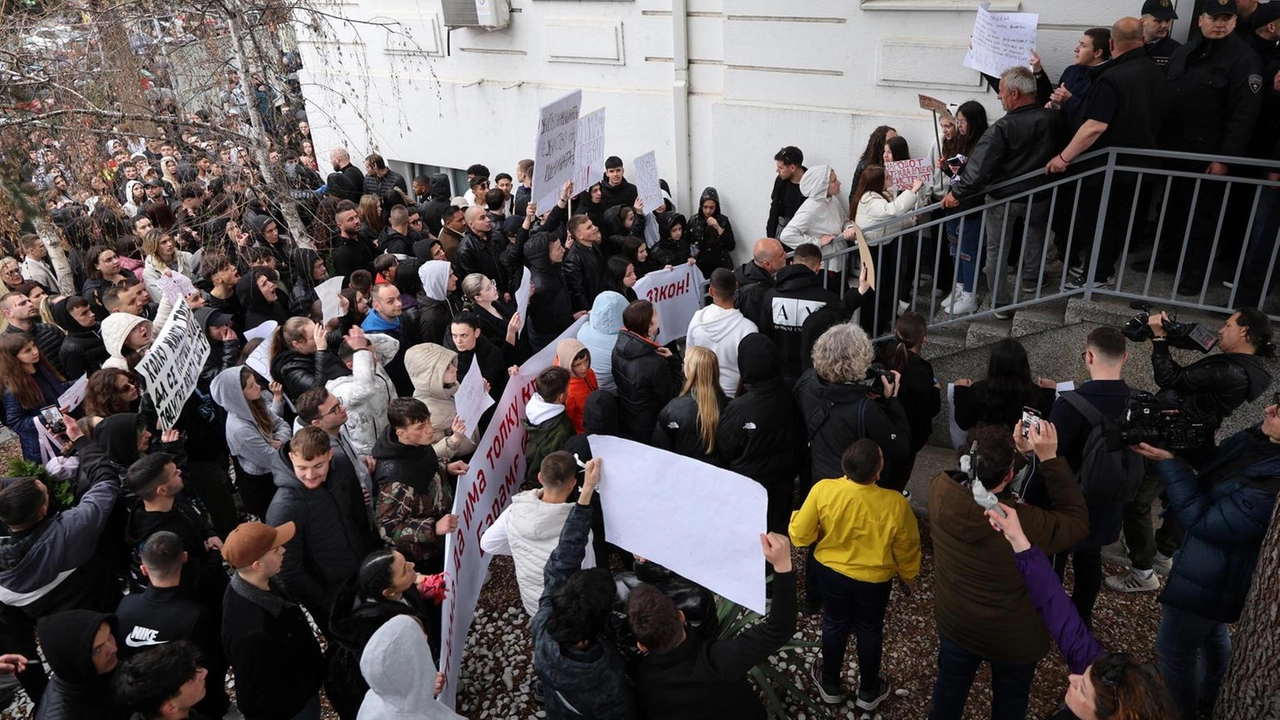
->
[1142,0,1179,20]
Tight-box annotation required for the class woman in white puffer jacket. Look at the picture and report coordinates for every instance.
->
[853,165,922,338]
[779,164,858,286]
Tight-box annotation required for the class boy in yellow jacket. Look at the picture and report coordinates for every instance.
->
[789,437,921,710]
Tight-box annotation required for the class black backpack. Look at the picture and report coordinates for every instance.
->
[1062,392,1144,505]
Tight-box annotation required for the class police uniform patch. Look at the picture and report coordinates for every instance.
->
[1249,74,1264,94]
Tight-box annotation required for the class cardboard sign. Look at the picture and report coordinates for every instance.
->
[438,316,589,709]
[886,157,933,192]
[962,2,1039,78]
[633,150,662,214]
[919,94,949,114]
[855,227,876,291]
[573,107,606,192]
[244,321,277,380]
[134,303,212,430]
[532,90,583,212]
[633,263,705,345]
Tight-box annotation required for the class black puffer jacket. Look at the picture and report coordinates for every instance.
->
[949,103,1066,201]
[793,368,912,486]
[718,334,805,488]
[456,227,511,294]
[1151,343,1272,421]
[122,493,225,601]
[653,393,727,466]
[563,240,605,313]
[270,348,349,401]
[524,233,574,351]
[612,330,684,442]
[419,173,452,236]
[264,442,380,627]
[34,610,129,720]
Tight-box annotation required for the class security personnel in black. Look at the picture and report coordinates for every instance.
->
[1142,0,1182,70]
[1158,0,1263,296]
[1189,0,1265,42]
[1247,2,1280,65]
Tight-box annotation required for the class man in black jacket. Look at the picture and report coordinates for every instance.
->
[378,205,418,256]
[362,153,407,209]
[457,206,512,297]
[766,146,807,237]
[35,609,127,720]
[757,244,843,379]
[943,65,1066,317]
[1142,0,1181,70]
[264,427,380,636]
[116,531,229,718]
[1,291,65,376]
[332,200,374,280]
[329,148,364,203]
[564,215,605,313]
[598,156,639,213]
[418,173,453,236]
[629,532,796,719]
[221,520,325,720]
[734,238,787,326]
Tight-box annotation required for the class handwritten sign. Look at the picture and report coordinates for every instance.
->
[316,276,345,325]
[919,94,949,114]
[157,273,197,304]
[962,3,1038,79]
[58,375,87,412]
[633,150,662,214]
[454,360,495,439]
[886,157,933,192]
[532,90,583,212]
[513,266,532,335]
[633,263,705,345]
[135,302,211,430]
[574,108,606,192]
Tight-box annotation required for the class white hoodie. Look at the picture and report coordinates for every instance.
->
[685,304,757,398]
[480,489,595,616]
[779,164,849,274]
[358,615,466,720]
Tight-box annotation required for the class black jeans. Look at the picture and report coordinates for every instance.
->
[814,562,892,692]
[928,632,1037,720]
[1123,464,1183,571]
[1051,548,1103,627]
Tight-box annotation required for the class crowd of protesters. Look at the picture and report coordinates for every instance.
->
[0,3,1277,720]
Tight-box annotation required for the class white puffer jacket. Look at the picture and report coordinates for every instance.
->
[854,188,920,246]
[326,333,399,456]
[480,490,595,616]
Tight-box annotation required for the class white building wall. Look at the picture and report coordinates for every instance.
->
[297,0,1197,265]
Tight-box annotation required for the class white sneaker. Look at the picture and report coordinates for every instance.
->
[897,300,910,314]
[940,284,960,309]
[1152,553,1173,576]
[1105,568,1160,593]
[946,290,977,315]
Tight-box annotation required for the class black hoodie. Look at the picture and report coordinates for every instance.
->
[35,610,129,720]
[419,173,452,236]
[597,174,639,214]
[718,334,805,494]
[756,264,842,378]
[290,247,323,311]
[52,299,109,380]
[686,187,736,277]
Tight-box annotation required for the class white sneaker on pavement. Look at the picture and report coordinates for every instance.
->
[1105,568,1160,593]
[947,291,977,315]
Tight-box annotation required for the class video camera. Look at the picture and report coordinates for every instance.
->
[1121,302,1217,354]
[863,363,895,394]
[1103,392,1218,452]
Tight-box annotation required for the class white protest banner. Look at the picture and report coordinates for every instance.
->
[574,107,606,191]
[885,157,933,192]
[135,302,211,430]
[513,266,532,334]
[633,263,706,345]
[454,361,495,439]
[438,316,589,709]
[633,150,662,213]
[532,90,583,212]
[962,2,1038,78]
[244,321,278,379]
[316,276,346,325]
[590,435,768,613]
[58,375,87,412]
[156,273,197,305]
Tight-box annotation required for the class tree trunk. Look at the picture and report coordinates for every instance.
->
[225,4,314,249]
[1214,500,1280,719]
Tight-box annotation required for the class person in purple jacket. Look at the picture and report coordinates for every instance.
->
[984,503,1176,720]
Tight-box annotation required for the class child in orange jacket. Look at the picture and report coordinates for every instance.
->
[556,338,599,433]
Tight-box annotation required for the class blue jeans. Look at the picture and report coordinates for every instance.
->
[814,562,892,692]
[945,215,981,292]
[1156,604,1231,720]
[928,632,1037,720]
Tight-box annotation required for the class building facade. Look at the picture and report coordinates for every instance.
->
[297,0,1195,264]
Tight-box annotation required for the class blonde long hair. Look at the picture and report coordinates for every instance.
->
[680,346,724,454]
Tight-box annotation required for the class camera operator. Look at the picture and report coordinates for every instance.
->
[1107,308,1275,595]
[1146,308,1275,425]
[1129,397,1280,720]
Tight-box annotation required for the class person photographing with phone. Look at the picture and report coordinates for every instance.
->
[926,420,1089,720]
[0,332,70,463]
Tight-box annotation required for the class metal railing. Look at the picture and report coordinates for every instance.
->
[816,147,1280,341]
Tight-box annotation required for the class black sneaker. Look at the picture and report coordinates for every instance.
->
[802,597,823,615]
[810,659,845,705]
[856,672,892,711]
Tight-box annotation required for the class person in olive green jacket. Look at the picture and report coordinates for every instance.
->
[523,366,575,485]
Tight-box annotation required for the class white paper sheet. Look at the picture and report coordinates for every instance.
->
[632,150,662,214]
[574,107,606,191]
[454,361,495,439]
[244,321,278,380]
[589,435,768,614]
[316,276,346,325]
[156,273,197,304]
[962,3,1039,78]
[532,90,583,212]
[58,375,87,412]
[513,266,532,335]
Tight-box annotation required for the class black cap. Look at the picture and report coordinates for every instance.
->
[1142,0,1179,19]
[144,178,164,189]
[1202,0,1238,16]
[1253,2,1280,25]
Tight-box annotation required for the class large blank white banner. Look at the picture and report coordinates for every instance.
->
[589,435,768,614]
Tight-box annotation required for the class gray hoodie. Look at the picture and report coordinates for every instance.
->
[210,366,291,475]
[357,615,466,719]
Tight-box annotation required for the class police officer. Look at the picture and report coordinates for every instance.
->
[1157,0,1263,296]
[1141,0,1181,70]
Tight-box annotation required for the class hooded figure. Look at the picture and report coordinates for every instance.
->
[686,187,736,278]
[419,173,453,237]
[239,270,290,330]
[36,610,128,720]
[556,338,598,433]
[211,365,290,518]
[685,294,757,399]
[121,180,145,218]
[290,247,325,311]
[194,307,243,390]
[52,298,109,380]
[404,343,475,458]
[600,205,641,257]
[243,213,292,283]
[779,164,848,275]
[572,182,606,231]
[357,615,465,720]
[524,232,573,351]
[649,212,690,268]
[100,313,149,371]
[575,291,628,392]
[415,261,456,346]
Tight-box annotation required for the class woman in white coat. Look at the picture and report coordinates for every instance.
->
[852,165,922,338]
[779,164,858,289]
